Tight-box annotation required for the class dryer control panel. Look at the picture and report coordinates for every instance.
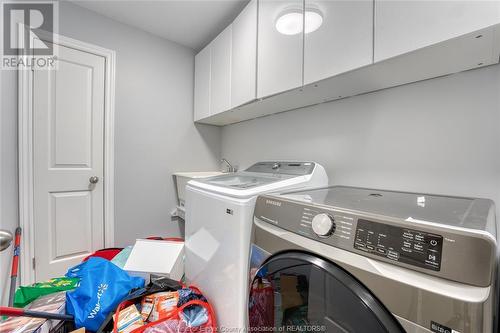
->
[354,219,443,271]
[254,187,497,287]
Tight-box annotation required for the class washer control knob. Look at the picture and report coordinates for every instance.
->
[312,213,335,237]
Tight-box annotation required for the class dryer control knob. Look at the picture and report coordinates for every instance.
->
[311,213,335,237]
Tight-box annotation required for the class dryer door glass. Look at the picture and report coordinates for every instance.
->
[248,251,404,333]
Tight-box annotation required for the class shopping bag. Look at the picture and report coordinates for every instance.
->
[248,278,274,330]
[65,257,145,332]
[13,277,80,308]
[112,285,217,333]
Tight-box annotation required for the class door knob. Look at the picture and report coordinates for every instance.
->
[0,230,13,252]
[89,176,99,184]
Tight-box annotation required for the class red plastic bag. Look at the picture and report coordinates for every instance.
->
[82,248,123,262]
[248,278,274,329]
[113,286,216,333]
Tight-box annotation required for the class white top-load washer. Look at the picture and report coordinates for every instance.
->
[184,161,328,331]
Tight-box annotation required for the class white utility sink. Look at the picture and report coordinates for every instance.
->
[173,172,224,218]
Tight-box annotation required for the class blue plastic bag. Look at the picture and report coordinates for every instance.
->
[65,257,145,332]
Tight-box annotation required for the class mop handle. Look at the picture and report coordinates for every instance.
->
[0,306,74,321]
[8,227,21,307]
[11,227,21,277]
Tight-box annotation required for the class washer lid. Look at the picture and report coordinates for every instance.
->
[196,161,316,189]
[249,251,404,333]
[198,172,292,190]
[188,161,321,198]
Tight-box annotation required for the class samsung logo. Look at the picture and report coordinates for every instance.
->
[266,199,282,207]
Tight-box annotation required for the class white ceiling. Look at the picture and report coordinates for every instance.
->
[71,0,249,51]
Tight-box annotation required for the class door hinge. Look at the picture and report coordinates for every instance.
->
[32,257,36,270]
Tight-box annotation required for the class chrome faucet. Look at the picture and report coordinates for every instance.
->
[221,158,237,173]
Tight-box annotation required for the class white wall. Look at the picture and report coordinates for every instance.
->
[222,65,500,216]
[0,1,221,303]
[56,2,222,246]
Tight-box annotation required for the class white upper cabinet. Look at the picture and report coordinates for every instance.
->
[194,45,211,121]
[375,0,500,62]
[195,0,500,125]
[231,0,258,108]
[257,0,304,99]
[304,0,373,85]
[210,25,232,115]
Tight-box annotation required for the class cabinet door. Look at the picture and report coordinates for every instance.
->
[304,0,373,85]
[210,25,232,115]
[231,0,258,108]
[375,0,500,62]
[194,45,211,121]
[257,0,304,99]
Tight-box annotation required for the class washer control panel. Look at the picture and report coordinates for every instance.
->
[354,219,443,271]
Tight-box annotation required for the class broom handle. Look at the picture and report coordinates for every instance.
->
[0,306,74,321]
[8,227,21,306]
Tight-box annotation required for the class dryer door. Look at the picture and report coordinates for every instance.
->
[248,251,404,333]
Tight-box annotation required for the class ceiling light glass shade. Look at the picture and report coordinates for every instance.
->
[275,11,303,35]
[275,9,323,35]
[304,10,323,34]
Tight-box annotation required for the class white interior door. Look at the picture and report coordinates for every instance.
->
[33,38,105,282]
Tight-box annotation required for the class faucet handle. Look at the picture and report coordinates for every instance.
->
[221,158,237,173]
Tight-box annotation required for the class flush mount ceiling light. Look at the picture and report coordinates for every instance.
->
[304,10,323,34]
[275,9,323,35]
[275,10,303,35]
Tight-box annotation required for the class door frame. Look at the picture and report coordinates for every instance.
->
[18,29,116,285]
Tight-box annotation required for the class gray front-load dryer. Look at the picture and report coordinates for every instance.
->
[249,186,498,333]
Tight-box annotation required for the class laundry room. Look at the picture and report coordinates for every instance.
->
[0,1,499,333]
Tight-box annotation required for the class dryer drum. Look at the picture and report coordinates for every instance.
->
[248,251,405,333]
